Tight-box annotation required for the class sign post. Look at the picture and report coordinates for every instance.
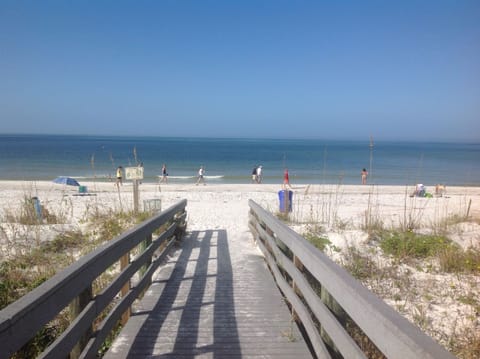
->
[125,166,144,213]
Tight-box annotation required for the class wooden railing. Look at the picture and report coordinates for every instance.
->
[0,200,187,359]
[248,199,455,359]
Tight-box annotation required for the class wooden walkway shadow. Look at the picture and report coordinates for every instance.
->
[105,229,312,358]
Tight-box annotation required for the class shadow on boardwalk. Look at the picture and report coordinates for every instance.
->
[106,229,311,358]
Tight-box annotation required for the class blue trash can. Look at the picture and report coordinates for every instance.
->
[278,190,293,212]
[31,197,43,222]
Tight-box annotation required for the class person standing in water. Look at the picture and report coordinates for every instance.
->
[251,165,258,183]
[361,168,368,185]
[256,165,263,183]
[160,164,168,184]
[115,166,123,188]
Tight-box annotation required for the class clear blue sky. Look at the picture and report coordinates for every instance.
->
[1,1,479,141]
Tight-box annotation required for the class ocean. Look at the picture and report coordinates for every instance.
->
[0,134,479,186]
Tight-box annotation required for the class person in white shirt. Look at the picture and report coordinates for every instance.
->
[411,183,425,197]
[256,165,263,183]
[196,166,206,185]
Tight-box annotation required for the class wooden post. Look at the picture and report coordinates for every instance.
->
[133,179,139,213]
[173,211,187,241]
[120,253,131,325]
[466,199,472,218]
[69,286,93,359]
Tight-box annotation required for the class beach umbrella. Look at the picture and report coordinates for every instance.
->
[53,176,80,186]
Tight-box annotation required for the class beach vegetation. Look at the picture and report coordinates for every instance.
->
[303,231,332,252]
[438,245,480,274]
[316,185,343,229]
[412,304,430,330]
[340,245,379,280]
[446,321,480,359]
[457,292,479,310]
[0,196,160,358]
[90,211,125,241]
[281,185,479,358]
[336,240,480,359]
[0,229,84,309]
[3,195,63,225]
[0,230,85,358]
[373,230,480,274]
[275,211,291,223]
[302,222,341,254]
[437,213,470,230]
[362,187,384,237]
[399,189,429,231]
[378,231,453,259]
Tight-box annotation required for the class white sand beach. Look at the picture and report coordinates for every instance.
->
[1,180,479,353]
[1,181,478,242]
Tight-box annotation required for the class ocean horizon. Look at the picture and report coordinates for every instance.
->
[0,134,479,186]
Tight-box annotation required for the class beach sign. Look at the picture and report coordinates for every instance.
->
[125,166,144,180]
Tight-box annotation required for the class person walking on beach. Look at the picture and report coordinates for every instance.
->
[283,168,291,189]
[196,165,206,185]
[256,165,263,183]
[252,165,258,183]
[160,163,168,184]
[361,168,368,185]
[115,166,123,188]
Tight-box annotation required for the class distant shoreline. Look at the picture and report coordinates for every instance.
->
[1,178,479,188]
[1,180,479,193]
[1,135,479,186]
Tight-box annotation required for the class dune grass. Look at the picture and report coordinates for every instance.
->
[282,185,479,359]
[0,194,155,358]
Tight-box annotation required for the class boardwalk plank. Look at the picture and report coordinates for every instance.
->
[105,229,312,358]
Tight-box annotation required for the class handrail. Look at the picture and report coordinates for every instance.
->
[248,199,455,359]
[0,199,187,359]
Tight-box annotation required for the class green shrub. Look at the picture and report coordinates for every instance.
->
[3,196,61,225]
[42,231,86,252]
[0,259,50,309]
[341,246,379,280]
[447,322,480,359]
[1,199,160,357]
[439,246,480,274]
[275,211,290,222]
[379,231,454,259]
[92,213,124,240]
[304,232,332,252]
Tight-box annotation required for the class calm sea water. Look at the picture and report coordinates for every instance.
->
[0,134,478,186]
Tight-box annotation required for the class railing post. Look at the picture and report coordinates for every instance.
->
[120,253,131,325]
[133,180,139,213]
[173,211,186,241]
[69,286,93,359]
[292,255,303,319]
[320,285,345,356]
[139,234,153,280]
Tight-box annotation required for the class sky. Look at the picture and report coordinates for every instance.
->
[0,1,479,141]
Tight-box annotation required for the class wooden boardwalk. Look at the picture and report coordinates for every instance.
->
[105,228,313,358]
